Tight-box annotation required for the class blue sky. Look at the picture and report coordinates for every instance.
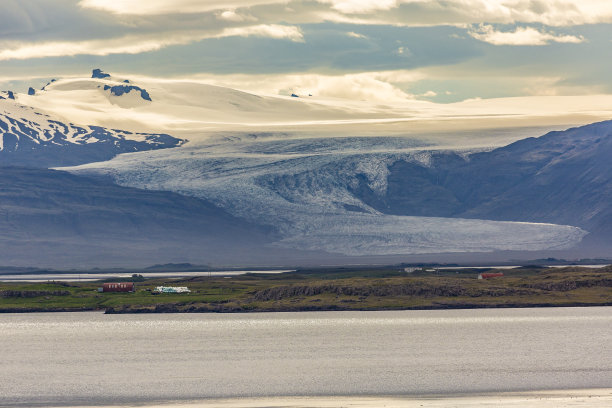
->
[1,0,612,103]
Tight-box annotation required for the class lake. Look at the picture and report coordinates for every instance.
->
[1,307,611,406]
[0,270,293,282]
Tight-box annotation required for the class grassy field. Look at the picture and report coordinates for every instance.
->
[1,265,611,313]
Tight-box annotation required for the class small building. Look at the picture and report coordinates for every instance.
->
[154,286,190,294]
[100,282,135,292]
[478,272,504,280]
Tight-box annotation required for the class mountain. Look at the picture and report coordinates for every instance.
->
[0,167,275,267]
[19,70,378,135]
[0,99,183,167]
[349,120,612,247]
[1,70,611,266]
[67,130,588,259]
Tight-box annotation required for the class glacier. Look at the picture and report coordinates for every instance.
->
[3,70,605,262]
[68,133,587,257]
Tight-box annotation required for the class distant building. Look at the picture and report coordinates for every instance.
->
[154,286,190,294]
[100,282,135,292]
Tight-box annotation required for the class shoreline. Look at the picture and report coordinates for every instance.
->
[30,389,612,408]
[104,301,612,314]
[1,301,612,314]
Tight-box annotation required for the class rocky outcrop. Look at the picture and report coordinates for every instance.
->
[251,281,534,301]
[519,276,612,291]
[103,84,152,101]
[92,69,111,79]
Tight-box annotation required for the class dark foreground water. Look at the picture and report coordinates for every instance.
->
[1,308,611,406]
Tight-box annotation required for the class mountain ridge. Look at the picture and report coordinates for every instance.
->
[0,99,184,167]
[348,119,612,247]
[0,166,276,267]
[0,70,610,265]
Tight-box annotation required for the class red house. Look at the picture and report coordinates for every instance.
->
[101,282,135,292]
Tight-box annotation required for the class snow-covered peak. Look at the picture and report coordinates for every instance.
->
[8,69,612,145]
[0,98,184,167]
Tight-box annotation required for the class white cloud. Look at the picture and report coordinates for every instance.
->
[74,0,612,27]
[218,24,303,42]
[0,24,303,61]
[218,10,246,22]
[304,0,612,27]
[401,0,612,27]
[282,72,412,101]
[396,46,410,56]
[346,31,367,39]
[78,0,287,15]
[317,0,399,14]
[181,70,426,103]
[469,24,585,46]
[1,0,607,66]
[0,38,170,61]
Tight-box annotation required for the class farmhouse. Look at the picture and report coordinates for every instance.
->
[100,282,135,292]
[154,286,190,294]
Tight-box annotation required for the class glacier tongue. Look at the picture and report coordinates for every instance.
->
[274,215,585,255]
[67,133,587,256]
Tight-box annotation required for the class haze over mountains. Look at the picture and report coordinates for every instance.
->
[0,167,272,267]
[0,70,610,266]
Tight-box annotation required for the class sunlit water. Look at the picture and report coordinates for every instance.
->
[1,308,611,406]
[0,270,292,283]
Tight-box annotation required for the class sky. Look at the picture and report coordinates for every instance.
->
[1,0,612,103]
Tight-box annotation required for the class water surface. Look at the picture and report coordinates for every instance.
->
[1,307,611,406]
[0,270,292,282]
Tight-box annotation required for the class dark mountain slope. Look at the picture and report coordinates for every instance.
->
[458,123,612,232]
[350,120,612,245]
[0,167,275,267]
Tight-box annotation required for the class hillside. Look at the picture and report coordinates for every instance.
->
[350,120,612,247]
[0,99,183,167]
[0,167,274,267]
[0,70,610,265]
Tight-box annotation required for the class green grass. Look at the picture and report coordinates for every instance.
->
[1,265,611,313]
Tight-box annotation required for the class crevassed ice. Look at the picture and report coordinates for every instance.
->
[67,134,587,256]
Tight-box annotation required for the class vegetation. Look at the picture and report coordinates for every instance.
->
[1,266,611,313]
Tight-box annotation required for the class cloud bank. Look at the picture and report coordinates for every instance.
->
[0,0,606,61]
[469,24,585,46]
[1,0,611,103]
